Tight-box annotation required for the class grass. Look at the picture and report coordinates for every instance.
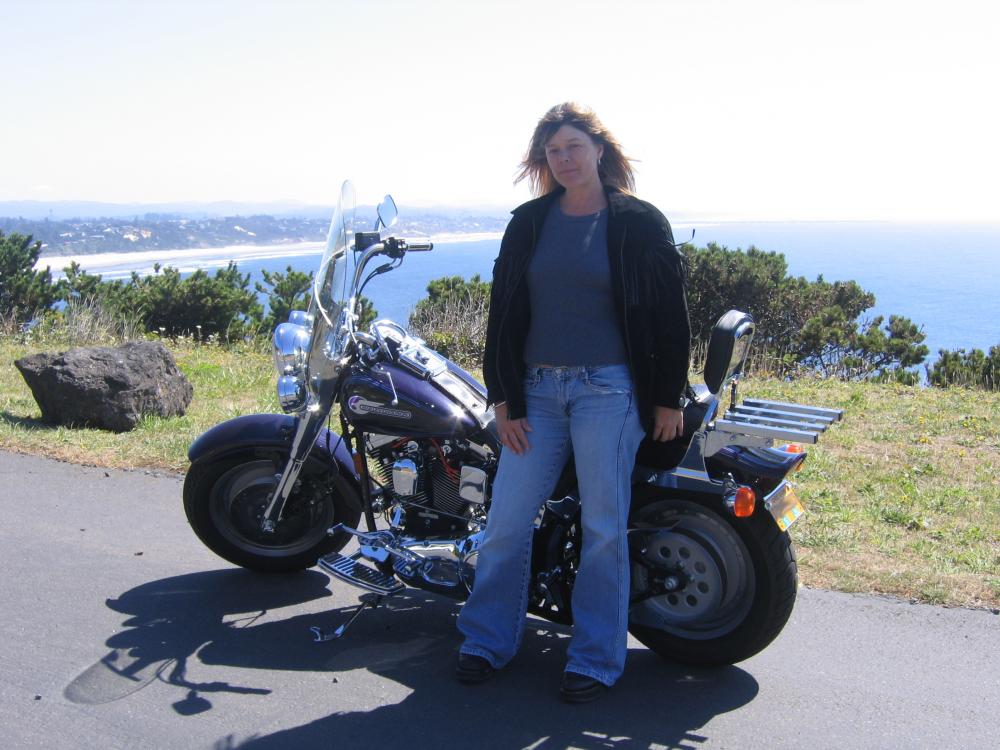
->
[1,337,277,472]
[2,337,998,609]
[742,377,1000,609]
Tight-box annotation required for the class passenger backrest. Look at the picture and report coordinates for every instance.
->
[703,310,755,397]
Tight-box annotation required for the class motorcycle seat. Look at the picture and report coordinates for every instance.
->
[635,310,756,472]
[634,399,708,471]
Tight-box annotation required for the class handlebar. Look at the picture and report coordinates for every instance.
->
[382,237,433,257]
[347,237,436,315]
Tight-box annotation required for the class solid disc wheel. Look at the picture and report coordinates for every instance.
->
[184,452,360,572]
[628,498,797,666]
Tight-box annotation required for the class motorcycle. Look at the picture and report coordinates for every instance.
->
[183,181,842,665]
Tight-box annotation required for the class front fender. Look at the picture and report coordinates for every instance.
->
[187,414,362,502]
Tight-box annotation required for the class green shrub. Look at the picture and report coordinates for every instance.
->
[255,265,313,330]
[683,243,927,380]
[129,262,262,340]
[408,275,490,367]
[356,295,378,329]
[0,230,56,328]
[928,346,1000,390]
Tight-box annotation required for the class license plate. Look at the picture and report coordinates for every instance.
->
[767,483,805,532]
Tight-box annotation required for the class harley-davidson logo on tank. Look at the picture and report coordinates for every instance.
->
[347,395,413,420]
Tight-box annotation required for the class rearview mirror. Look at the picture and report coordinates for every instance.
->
[377,194,398,230]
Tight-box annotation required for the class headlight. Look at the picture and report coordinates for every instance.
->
[277,374,306,413]
[288,310,314,329]
[273,322,311,375]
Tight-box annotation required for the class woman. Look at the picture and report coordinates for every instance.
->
[456,103,691,702]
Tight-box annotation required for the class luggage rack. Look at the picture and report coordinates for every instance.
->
[707,398,843,453]
[717,398,843,442]
[654,396,844,490]
[644,310,845,490]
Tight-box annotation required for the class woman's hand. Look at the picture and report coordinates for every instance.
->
[651,406,683,442]
[495,402,532,455]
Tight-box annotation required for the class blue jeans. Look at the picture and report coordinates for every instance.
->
[457,364,645,686]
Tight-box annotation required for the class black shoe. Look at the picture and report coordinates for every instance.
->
[455,652,495,684]
[559,671,609,703]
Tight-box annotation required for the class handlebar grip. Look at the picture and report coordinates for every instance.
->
[405,241,433,251]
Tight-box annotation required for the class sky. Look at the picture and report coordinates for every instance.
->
[3,0,998,221]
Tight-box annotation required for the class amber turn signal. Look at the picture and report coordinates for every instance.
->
[733,487,756,517]
[781,443,804,453]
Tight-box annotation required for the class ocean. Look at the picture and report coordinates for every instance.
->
[40,221,1000,361]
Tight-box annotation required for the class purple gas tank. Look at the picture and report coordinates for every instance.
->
[341,362,480,438]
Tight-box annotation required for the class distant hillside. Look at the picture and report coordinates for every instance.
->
[1,215,328,255]
[0,199,332,220]
[0,199,514,222]
[1,211,509,257]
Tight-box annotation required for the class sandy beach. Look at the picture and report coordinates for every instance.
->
[35,241,326,274]
[34,231,504,277]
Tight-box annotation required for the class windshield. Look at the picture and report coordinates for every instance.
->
[313,180,356,326]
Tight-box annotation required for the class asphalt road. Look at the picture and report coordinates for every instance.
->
[1,450,997,750]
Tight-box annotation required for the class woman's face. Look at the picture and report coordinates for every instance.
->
[544,124,603,192]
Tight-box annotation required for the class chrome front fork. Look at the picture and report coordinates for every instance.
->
[260,409,325,532]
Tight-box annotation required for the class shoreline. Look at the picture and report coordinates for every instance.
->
[34,233,503,273]
[36,240,326,272]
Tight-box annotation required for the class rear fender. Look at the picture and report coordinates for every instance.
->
[629,479,801,535]
[629,482,728,521]
[187,414,362,511]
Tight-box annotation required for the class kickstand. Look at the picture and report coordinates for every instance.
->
[310,593,383,643]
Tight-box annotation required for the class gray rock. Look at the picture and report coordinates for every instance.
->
[14,341,194,432]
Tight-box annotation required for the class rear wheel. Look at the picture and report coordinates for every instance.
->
[628,498,797,665]
[183,451,361,572]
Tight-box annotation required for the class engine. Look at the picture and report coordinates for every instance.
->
[365,433,493,538]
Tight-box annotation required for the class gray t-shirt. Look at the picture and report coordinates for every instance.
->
[523,203,627,367]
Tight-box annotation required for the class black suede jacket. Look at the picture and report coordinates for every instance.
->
[483,187,691,431]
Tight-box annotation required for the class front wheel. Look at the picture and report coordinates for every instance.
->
[183,450,361,572]
[628,498,797,665]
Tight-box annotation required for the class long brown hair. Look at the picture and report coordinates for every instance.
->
[515,102,635,197]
